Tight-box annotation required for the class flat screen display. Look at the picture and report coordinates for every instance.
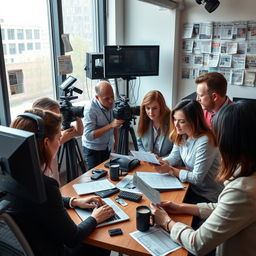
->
[104,45,159,78]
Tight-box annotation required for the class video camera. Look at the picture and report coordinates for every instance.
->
[59,76,84,130]
[113,96,140,121]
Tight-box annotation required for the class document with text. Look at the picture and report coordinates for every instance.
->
[130,227,181,256]
[130,150,160,165]
[133,172,160,204]
[136,172,184,190]
[73,179,115,195]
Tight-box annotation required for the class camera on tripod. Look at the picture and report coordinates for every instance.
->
[59,76,84,130]
[113,96,140,121]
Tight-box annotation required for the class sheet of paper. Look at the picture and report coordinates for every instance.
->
[116,175,142,194]
[72,179,115,195]
[136,172,184,190]
[130,150,160,165]
[110,152,135,160]
[133,173,160,204]
[130,226,181,256]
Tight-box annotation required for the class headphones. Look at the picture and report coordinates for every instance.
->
[18,113,45,141]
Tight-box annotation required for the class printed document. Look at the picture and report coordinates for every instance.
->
[130,150,160,165]
[136,172,184,190]
[133,173,160,204]
[130,227,181,256]
[116,175,142,194]
[110,152,135,160]
[73,179,115,195]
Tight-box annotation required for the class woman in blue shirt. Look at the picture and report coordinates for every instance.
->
[156,99,223,203]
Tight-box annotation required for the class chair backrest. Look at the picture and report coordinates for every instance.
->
[0,212,34,256]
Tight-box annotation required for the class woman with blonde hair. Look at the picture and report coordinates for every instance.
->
[137,90,173,157]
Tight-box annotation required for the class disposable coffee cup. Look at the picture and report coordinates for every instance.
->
[136,206,154,232]
[110,164,120,181]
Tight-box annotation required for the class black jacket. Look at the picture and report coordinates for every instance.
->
[8,175,97,256]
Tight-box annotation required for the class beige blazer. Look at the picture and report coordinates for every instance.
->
[170,171,256,256]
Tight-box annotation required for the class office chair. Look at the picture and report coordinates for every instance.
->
[0,212,34,256]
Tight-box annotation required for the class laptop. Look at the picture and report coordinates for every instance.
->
[74,198,129,227]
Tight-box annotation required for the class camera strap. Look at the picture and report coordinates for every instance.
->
[96,100,112,124]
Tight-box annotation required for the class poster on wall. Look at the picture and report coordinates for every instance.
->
[8,70,24,95]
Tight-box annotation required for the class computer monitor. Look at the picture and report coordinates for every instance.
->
[104,45,160,78]
[233,97,256,103]
[0,125,46,204]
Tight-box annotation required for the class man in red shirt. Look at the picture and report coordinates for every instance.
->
[196,72,232,128]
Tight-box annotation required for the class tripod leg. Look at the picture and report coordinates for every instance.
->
[73,139,87,173]
[129,126,138,151]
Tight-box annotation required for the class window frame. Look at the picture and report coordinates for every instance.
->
[0,0,106,126]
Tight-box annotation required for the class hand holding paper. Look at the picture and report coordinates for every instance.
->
[130,150,160,165]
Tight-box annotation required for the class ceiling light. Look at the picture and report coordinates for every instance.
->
[195,0,220,13]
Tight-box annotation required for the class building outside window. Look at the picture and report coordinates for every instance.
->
[0,0,102,121]
[25,29,33,40]
[17,29,24,40]
[18,43,25,53]
[9,43,16,54]
[35,42,41,50]
[7,28,15,40]
[1,28,5,39]
[34,29,40,39]
[61,0,98,105]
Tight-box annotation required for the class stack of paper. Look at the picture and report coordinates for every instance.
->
[73,179,115,195]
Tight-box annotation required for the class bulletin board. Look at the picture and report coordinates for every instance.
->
[181,21,256,87]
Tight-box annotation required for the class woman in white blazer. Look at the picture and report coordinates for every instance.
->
[137,90,173,157]
[151,100,256,256]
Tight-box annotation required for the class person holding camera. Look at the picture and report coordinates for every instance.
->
[9,108,114,256]
[137,90,173,157]
[32,97,83,184]
[82,81,124,170]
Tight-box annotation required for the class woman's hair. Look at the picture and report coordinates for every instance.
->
[10,108,62,172]
[137,90,171,136]
[213,100,256,181]
[170,99,217,146]
[32,97,60,111]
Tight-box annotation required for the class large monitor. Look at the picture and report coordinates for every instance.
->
[0,125,46,204]
[104,45,160,78]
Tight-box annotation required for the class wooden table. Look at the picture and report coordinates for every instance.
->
[60,161,192,256]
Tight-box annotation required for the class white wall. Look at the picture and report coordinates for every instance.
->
[107,0,256,106]
[179,0,256,101]
[107,0,180,109]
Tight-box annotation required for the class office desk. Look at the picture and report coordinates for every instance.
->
[60,161,192,256]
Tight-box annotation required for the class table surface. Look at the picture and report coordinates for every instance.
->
[60,161,192,256]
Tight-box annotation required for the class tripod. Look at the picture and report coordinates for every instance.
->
[117,119,138,155]
[115,76,139,155]
[58,138,86,182]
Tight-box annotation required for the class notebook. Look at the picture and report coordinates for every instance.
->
[74,198,129,227]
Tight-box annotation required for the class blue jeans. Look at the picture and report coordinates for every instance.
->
[83,147,110,171]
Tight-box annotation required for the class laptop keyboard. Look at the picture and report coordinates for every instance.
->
[84,204,120,222]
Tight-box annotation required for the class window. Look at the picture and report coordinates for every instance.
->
[18,43,25,53]
[0,1,55,120]
[62,0,99,104]
[1,28,5,40]
[34,29,40,39]
[9,43,16,54]
[27,42,33,50]
[17,29,24,40]
[25,29,33,40]
[3,44,7,55]
[0,0,104,124]
[35,42,41,50]
[7,29,15,40]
